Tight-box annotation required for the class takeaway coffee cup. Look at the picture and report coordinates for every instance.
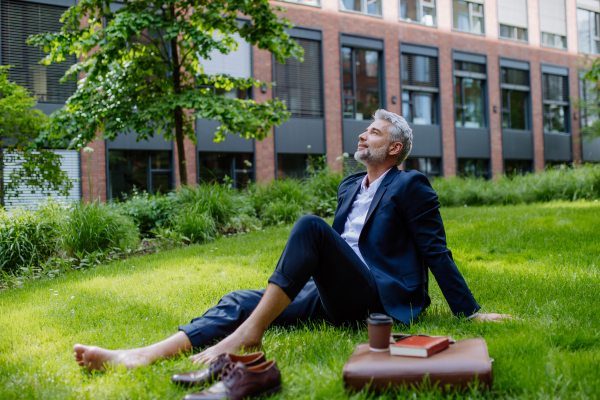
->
[367,313,393,352]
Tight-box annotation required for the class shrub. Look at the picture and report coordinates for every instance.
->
[432,164,600,207]
[250,179,314,225]
[306,165,343,218]
[59,202,139,256]
[0,203,60,274]
[117,191,174,236]
[172,184,243,228]
[171,204,218,243]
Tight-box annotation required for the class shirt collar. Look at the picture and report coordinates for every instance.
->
[360,167,394,193]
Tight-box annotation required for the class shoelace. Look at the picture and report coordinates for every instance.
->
[220,363,241,383]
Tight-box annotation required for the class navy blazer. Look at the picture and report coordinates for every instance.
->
[332,167,480,325]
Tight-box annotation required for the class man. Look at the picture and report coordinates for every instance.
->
[74,109,508,371]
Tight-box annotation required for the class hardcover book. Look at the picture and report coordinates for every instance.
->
[390,335,450,358]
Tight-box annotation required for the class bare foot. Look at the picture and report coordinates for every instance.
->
[73,344,152,371]
[472,313,513,322]
[189,327,262,366]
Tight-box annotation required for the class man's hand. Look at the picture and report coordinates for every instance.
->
[471,313,512,322]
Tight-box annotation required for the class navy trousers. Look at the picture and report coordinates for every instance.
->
[179,215,385,349]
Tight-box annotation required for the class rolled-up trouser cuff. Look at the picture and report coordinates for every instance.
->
[178,323,206,350]
[268,270,302,302]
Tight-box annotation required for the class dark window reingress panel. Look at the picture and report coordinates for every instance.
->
[401,53,439,125]
[458,158,490,179]
[0,0,77,103]
[404,157,441,178]
[274,38,323,118]
[342,46,382,120]
[198,152,254,189]
[504,159,532,176]
[108,150,173,200]
[454,60,487,128]
[501,67,530,130]
[542,73,569,133]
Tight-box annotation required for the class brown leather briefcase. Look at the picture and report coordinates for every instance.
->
[343,338,493,392]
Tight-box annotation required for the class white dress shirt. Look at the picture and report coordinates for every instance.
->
[341,168,393,269]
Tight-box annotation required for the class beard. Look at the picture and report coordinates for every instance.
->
[354,144,388,166]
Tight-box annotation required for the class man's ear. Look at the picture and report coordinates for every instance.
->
[389,142,403,157]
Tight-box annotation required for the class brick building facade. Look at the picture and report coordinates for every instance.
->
[1,0,599,205]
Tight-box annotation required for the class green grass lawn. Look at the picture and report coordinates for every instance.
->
[1,201,599,399]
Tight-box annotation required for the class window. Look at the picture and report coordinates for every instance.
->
[500,25,528,42]
[108,150,173,199]
[339,0,382,16]
[504,159,532,176]
[342,47,381,120]
[542,73,569,133]
[501,67,530,130]
[199,31,251,79]
[540,0,567,50]
[404,158,441,178]
[198,153,254,188]
[279,0,320,5]
[497,0,528,42]
[401,53,438,125]
[274,38,323,118]
[0,0,77,103]
[541,33,567,49]
[454,60,486,128]
[277,154,324,179]
[452,0,484,34]
[458,159,490,179]
[578,8,600,55]
[400,0,436,26]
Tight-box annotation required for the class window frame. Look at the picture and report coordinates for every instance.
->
[197,152,255,188]
[577,8,600,55]
[341,45,384,120]
[499,24,529,43]
[499,63,532,132]
[541,32,568,50]
[339,0,383,17]
[107,149,175,200]
[399,0,437,27]
[275,0,322,8]
[453,58,488,129]
[400,48,440,125]
[451,0,486,36]
[541,70,570,135]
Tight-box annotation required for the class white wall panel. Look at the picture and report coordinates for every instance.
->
[3,150,81,210]
[498,0,529,28]
[199,32,251,79]
[540,0,567,36]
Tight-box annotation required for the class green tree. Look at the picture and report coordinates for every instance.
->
[29,0,303,185]
[0,66,72,201]
[577,59,600,142]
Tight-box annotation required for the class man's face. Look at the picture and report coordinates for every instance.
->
[354,119,393,166]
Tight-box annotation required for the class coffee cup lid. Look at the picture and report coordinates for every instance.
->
[367,313,392,325]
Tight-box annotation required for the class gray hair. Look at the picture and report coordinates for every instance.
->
[373,109,413,165]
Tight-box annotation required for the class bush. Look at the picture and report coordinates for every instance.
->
[172,184,243,228]
[432,164,600,207]
[250,179,314,225]
[306,165,343,218]
[171,204,218,243]
[59,202,139,257]
[116,191,174,236]
[0,203,60,274]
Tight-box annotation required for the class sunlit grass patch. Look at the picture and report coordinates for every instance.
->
[1,201,599,399]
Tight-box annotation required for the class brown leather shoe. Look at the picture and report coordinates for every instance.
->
[172,352,266,388]
[183,360,282,400]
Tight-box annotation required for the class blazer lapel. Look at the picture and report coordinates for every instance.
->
[364,167,400,226]
[332,179,362,234]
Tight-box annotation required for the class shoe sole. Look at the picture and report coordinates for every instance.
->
[254,384,282,398]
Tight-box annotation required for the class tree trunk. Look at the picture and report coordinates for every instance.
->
[170,2,188,186]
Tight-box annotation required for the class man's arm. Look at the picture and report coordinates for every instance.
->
[400,173,510,322]
[400,173,480,317]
